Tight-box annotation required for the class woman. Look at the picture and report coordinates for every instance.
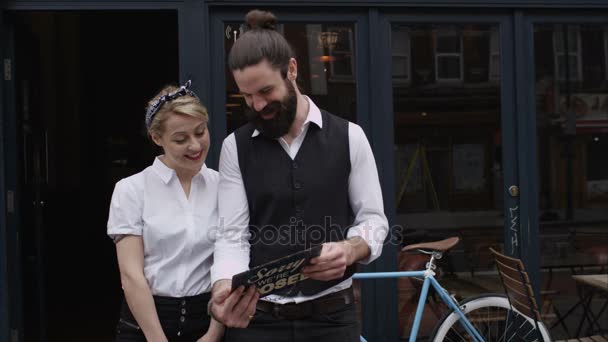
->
[107,81,223,341]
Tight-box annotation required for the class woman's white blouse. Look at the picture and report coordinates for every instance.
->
[107,157,219,297]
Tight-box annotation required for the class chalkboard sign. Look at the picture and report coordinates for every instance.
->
[231,245,323,297]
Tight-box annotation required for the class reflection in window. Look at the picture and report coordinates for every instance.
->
[535,24,608,341]
[553,25,582,81]
[392,23,503,340]
[223,22,357,134]
[587,135,608,201]
[489,29,501,81]
[326,27,355,80]
[393,24,501,213]
[435,29,463,81]
[453,144,486,192]
[535,24,608,223]
[392,26,411,83]
[605,30,608,80]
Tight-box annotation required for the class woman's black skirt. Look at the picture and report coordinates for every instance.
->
[115,292,211,342]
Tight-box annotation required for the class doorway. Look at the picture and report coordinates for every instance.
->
[12,11,178,341]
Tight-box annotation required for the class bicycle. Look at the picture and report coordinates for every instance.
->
[353,237,552,342]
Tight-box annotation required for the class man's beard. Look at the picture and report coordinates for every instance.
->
[245,80,297,139]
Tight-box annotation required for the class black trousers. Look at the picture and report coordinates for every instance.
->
[115,292,212,342]
[224,296,360,342]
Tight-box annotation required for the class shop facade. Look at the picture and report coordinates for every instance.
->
[1,1,607,341]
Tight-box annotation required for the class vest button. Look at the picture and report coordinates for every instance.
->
[294,182,301,190]
[292,162,298,169]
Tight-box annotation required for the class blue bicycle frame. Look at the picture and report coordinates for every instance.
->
[353,271,486,342]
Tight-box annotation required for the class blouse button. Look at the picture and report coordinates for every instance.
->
[181,308,186,315]
[180,316,186,323]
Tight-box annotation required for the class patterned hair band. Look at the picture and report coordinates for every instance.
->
[145,80,198,128]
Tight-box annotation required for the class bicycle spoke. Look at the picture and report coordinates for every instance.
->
[449,324,467,341]
[499,320,512,342]
[522,327,536,339]
[445,331,459,341]
[432,295,546,342]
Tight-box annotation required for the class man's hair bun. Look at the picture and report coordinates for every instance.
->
[245,10,277,30]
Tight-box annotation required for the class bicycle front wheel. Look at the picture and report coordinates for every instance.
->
[431,294,551,342]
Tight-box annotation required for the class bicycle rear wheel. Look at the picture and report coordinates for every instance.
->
[431,294,551,342]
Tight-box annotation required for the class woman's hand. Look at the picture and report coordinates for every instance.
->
[197,316,225,342]
[196,328,223,341]
[116,236,168,342]
[196,333,218,342]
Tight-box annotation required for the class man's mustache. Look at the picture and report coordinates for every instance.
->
[251,101,281,118]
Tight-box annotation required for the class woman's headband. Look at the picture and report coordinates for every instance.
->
[145,80,198,129]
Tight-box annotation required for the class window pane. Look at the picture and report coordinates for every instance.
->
[392,56,409,78]
[490,30,500,53]
[437,33,461,53]
[555,27,580,53]
[392,27,410,54]
[490,55,501,80]
[557,54,581,80]
[453,144,486,191]
[437,56,461,79]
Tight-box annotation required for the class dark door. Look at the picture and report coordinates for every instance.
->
[11,11,179,341]
[16,20,51,341]
[1,11,20,342]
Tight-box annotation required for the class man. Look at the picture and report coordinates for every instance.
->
[209,9,389,342]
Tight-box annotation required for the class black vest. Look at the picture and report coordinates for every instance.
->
[234,110,355,296]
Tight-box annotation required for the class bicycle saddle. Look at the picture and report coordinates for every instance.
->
[401,236,460,253]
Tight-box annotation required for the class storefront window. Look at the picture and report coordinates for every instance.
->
[535,24,608,225]
[393,24,502,223]
[223,22,357,134]
[392,23,503,339]
[534,23,608,340]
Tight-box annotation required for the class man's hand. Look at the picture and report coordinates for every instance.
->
[210,280,259,328]
[302,237,370,281]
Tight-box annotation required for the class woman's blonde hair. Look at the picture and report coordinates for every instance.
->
[146,84,209,138]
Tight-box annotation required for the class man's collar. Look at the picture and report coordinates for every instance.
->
[251,96,323,138]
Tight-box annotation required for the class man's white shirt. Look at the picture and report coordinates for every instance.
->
[211,97,389,304]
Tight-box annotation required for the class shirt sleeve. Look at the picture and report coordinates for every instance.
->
[210,134,251,285]
[107,178,144,242]
[346,123,389,264]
